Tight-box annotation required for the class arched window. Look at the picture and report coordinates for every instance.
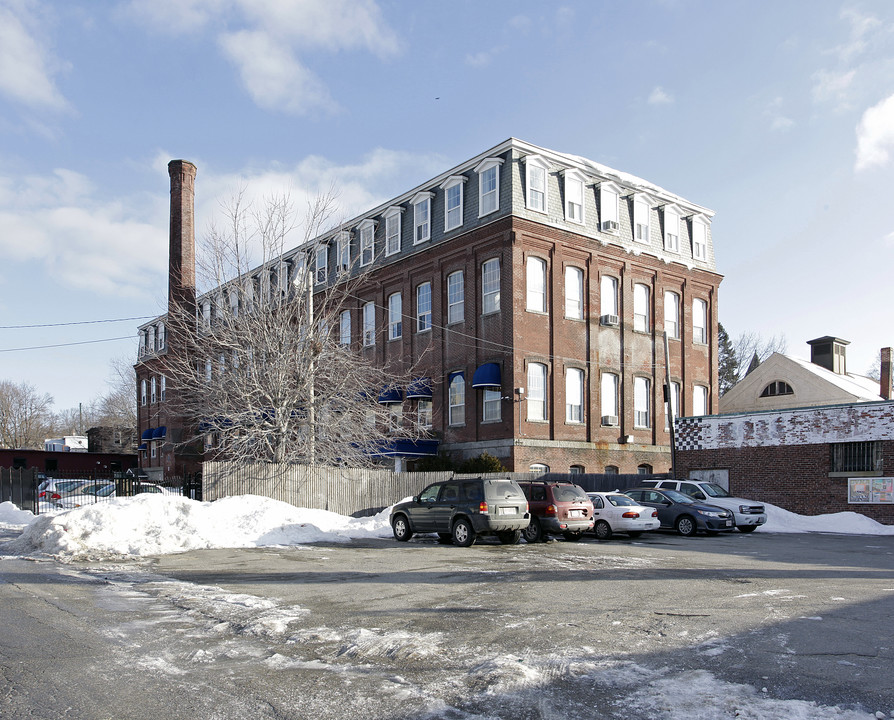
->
[604,465,619,475]
[569,465,585,474]
[637,464,653,475]
[529,463,549,473]
[760,381,793,397]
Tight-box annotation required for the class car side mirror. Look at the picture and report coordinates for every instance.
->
[662,501,672,506]
[412,495,420,503]
[694,493,705,500]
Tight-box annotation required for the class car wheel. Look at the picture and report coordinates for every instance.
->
[675,515,697,537]
[627,531,642,539]
[497,530,521,545]
[738,525,758,533]
[392,515,413,542]
[563,531,583,542]
[437,533,453,543]
[452,518,476,547]
[594,520,613,541]
[522,518,544,543]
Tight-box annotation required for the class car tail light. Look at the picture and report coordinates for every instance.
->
[545,504,557,516]
[39,491,46,498]
[622,511,640,518]
[651,510,658,517]
[479,501,489,514]
[50,492,61,500]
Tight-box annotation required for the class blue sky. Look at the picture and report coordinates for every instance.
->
[1,0,893,413]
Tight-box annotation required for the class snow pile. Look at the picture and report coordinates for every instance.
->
[0,501,35,526]
[760,502,894,535]
[1,494,392,559]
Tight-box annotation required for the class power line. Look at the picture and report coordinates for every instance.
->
[0,336,137,353]
[0,316,154,330]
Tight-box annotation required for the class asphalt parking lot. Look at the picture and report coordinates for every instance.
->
[2,530,893,719]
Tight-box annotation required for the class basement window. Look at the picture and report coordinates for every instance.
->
[831,441,882,476]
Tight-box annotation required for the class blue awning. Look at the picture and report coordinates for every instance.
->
[378,386,404,404]
[406,377,432,399]
[376,438,440,457]
[137,443,147,451]
[141,428,153,440]
[471,362,502,388]
[152,426,167,439]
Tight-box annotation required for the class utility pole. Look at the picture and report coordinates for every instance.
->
[663,331,677,478]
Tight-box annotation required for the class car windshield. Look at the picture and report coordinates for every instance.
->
[552,485,588,502]
[56,481,85,493]
[93,484,115,497]
[606,494,638,507]
[700,483,731,498]
[662,489,695,504]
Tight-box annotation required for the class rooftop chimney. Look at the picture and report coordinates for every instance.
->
[881,347,893,400]
[807,336,849,375]
[168,160,197,321]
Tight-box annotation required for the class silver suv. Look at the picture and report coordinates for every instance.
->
[640,479,766,533]
[390,477,530,547]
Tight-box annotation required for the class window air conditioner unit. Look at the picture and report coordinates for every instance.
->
[600,314,620,326]
[602,415,619,427]
[602,220,619,232]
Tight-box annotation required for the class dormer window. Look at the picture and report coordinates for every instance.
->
[384,206,403,256]
[599,182,620,233]
[523,155,549,213]
[336,231,351,271]
[760,381,793,397]
[315,244,328,284]
[562,169,586,224]
[475,157,503,217]
[440,176,466,232]
[412,192,433,244]
[691,215,708,261]
[663,205,680,253]
[633,193,653,243]
[358,219,376,266]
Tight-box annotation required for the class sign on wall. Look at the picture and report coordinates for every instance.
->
[848,478,894,504]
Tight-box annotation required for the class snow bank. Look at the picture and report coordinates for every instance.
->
[0,501,35,526]
[759,502,894,535]
[1,494,392,559]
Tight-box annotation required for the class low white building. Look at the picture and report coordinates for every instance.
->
[44,436,88,453]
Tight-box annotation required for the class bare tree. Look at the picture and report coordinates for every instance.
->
[732,330,788,383]
[161,190,426,469]
[0,380,55,449]
[48,355,137,436]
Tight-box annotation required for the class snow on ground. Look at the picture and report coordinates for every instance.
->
[0,494,892,560]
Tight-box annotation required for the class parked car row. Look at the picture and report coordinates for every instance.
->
[36,478,172,510]
[390,477,768,547]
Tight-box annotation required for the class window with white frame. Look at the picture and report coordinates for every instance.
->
[566,368,584,423]
[384,207,402,256]
[569,464,584,474]
[202,301,211,328]
[563,170,585,223]
[664,291,680,339]
[441,176,465,232]
[359,220,375,266]
[600,275,618,317]
[664,206,680,253]
[524,156,548,213]
[412,192,432,244]
[416,282,432,332]
[565,266,583,319]
[418,399,433,429]
[448,373,465,425]
[530,463,549,473]
[388,292,402,340]
[204,359,212,382]
[692,217,708,261]
[693,298,708,344]
[362,302,375,346]
[388,404,402,433]
[147,326,155,352]
[601,372,619,421]
[476,158,503,216]
[634,195,651,243]
[157,323,165,350]
[634,283,650,332]
[339,310,351,345]
[664,380,680,431]
[599,183,620,232]
[229,287,239,317]
[482,258,500,314]
[140,379,147,406]
[150,377,157,404]
[693,384,708,416]
[483,389,501,422]
[526,256,547,313]
[527,362,547,421]
[315,245,328,284]
[336,232,350,271]
[160,375,166,402]
[634,376,651,428]
[447,270,464,324]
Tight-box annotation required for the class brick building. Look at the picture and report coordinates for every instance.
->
[675,401,894,524]
[136,138,722,477]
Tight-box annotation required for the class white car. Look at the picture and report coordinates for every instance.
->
[587,492,660,540]
[57,481,172,509]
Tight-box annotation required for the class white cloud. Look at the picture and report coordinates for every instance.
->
[126,0,400,115]
[764,97,795,132]
[831,7,882,63]
[885,230,894,247]
[0,0,68,111]
[811,68,856,105]
[508,15,531,33]
[855,93,894,171]
[219,30,337,115]
[648,86,673,105]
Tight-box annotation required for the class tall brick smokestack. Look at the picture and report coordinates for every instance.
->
[881,347,893,400]
[168,160,197,319]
